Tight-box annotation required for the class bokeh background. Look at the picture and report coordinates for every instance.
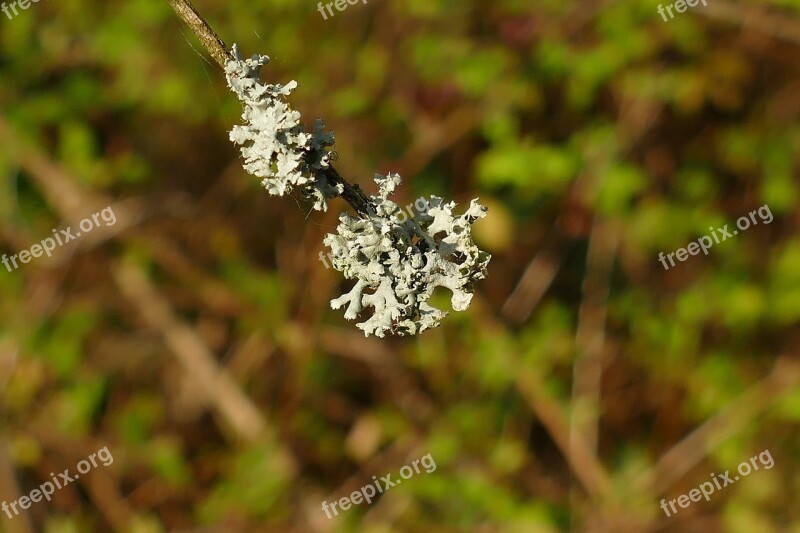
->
[1,0,799,531]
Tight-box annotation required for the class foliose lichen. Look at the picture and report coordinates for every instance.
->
[324,173,491,337]
[226,46,491,336]
[225,44,341,210]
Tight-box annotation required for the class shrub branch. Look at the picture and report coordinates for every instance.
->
[165,0,372,217]
[166,0,233,68]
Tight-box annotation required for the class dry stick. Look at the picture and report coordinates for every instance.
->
[503,94,659,325]
[26,429,136,529]
[0,117,140,246]
[699,0,800,47]
[472,294,612,498]
[0,343,34,533]
[396,109,477,178]
[501,224,568,323]
[516,368,611,497]
[165,0,373,218]
[501,175,590,324]
[0,115,285,450]
[636,355,800,496]
[570,218,620,457]
[0,437,34,533]
[114,263,278,446]
[0,120,102,221]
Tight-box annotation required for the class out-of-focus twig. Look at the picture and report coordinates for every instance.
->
[396,109,477,179]
[501,175,592,324]
[473,294,613,498]
[700,1,800,47]
[0,438,33,533]
[0,113,292,455]
[114,262,279,447]
[570,218,621,457]
[0,338,18,395]
[0,119,101,221]
[26,430,136,529]
[516,367,612,498]
[0,117,140,247]
[287,324,435,425]
[635,355,800,496]
[501,225,569,324]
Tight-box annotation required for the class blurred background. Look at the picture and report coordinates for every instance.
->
[1,0,799,531]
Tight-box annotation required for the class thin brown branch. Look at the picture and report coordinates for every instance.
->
[502,178,587,323]
[114,261,273,445]
[635,355,800,496]
[516,368,612,498]
[468,294,612,498]
[166,0,233,68]
[321,165,373,218]
[0,114,294,460]
[164,0,373,218]
[700,1,800,47]
[0,436,34,533]
[570,218,620,458]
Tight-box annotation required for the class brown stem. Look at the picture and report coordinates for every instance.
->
[321,166,373,217]
[165,0,372,218]
[166,0,233,68]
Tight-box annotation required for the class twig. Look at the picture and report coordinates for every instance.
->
[166,0,233,68]
[26,430,136,529]
[515,368,611,498]
[468,294,612,498]
[0,114,293,456]
[321,165,373,218]
[0,117,139,237]
[114,262,275,446]
[501,225,567,323]
[635,355,800,496]
[502,177,588,323]
[700,0,800,48]
[569,218,620,458]
[164,0,373,218]
[0,437,34,533]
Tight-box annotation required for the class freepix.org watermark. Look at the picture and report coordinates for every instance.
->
[658,204,773,271]
[660,449,774,517]
[657,0,708,22]
[2,205,116,272]
[2,446,114,520]
[321,452,436,519]
[1,0,44,22]
[317,0,367,21]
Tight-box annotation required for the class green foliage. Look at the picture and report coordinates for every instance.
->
[1,0,799,530]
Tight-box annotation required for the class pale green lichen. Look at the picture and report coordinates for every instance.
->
[324,173,491,337]
[227,47,490,336]
[225,45,340,210]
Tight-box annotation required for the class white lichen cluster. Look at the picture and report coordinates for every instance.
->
[226,46,491,336]
[225,45,340,211]
[324,173,491,337]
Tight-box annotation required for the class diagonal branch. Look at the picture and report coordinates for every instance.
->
[634,355,800,496]
[516,368,612,497]
[165,0,373,218]
[570,218,620,460]
[114,262,274,445]
[166,0,233,68]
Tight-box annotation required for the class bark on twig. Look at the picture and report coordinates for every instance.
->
[165,0,373,218]
[166,0,233,68]
[321,165,373,218]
